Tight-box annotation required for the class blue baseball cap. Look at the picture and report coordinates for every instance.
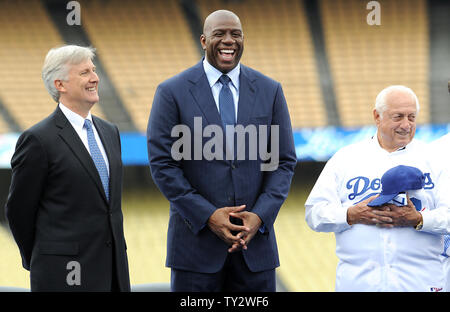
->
[368,165,425,207]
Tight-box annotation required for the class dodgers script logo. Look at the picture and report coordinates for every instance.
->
[346,173,434,203]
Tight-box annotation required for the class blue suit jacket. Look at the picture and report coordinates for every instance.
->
[147,61,296,273]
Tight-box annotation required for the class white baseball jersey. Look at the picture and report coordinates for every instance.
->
[428,133,450,292]
[305,134,450,292]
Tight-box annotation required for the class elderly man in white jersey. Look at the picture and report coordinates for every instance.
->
[305,85,450,292]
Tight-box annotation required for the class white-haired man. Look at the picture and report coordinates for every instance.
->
[5,45,130,291]
[305,85,450,291]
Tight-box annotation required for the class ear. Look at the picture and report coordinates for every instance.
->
[373,108,381,126]
[54,79,66,93]
[200,34,206,50]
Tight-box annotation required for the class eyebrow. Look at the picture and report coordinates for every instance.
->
[80,66,96,72]
[212,28,242,33]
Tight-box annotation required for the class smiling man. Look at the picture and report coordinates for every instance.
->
[305,85,450,291]
[5,45,130,291]
[200,10,244,74]
[147,10,296,291]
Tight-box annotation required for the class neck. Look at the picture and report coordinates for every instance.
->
[59,100,92,119]
[377,133,405,153]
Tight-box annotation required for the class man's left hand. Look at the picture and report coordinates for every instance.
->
[227,211,262,253]
[372,195,422,228]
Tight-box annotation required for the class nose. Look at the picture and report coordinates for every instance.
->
[399,117,411,130]
[90,71,99,83]
[222,32,235,44]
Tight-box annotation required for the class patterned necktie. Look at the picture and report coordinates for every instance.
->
[84,119,109,201]
[219,75,235,126]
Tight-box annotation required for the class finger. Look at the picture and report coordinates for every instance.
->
[375,205,391,212]
[225,230,249,244]
[229,205,246,212]
[229,211,246,219]
[376,223,394,228]
[372,211,394,223]
[363,194,379,204]
[228,242,242,253]
[228,223,250,233]
[377,216,393,223]
[243,234,254,247]
[372,210,391,217]
[406,195,415,208]
[385,204,397,210]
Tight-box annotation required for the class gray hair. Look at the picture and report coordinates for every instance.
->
[374,85,420,118]
[42,45,96,102]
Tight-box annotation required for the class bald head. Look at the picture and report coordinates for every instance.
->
[373,85,419,152]
[203,10,242,35]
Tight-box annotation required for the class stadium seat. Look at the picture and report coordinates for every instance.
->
[80,0,200,132]
[0,0,104,132]
[319,0,429,126]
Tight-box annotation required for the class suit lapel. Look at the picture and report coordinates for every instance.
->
[235,66,257,158]
[236,65,257,126]
[188,61,224,128]
[54,107,109,206]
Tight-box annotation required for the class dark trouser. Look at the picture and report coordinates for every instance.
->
[171,251,276,292]
[111,244,121,292]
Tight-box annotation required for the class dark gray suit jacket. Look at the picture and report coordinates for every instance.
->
[5,106,130,291]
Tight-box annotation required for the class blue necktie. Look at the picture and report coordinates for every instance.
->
[219,75,235,127]
[84,119,109,201]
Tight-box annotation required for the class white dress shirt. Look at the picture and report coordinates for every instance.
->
[203,58,240,122]
[305,135,450,291]
[59,102,110,175]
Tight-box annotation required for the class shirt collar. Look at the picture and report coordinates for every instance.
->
[203,58,240,90]
[59,102,92,130]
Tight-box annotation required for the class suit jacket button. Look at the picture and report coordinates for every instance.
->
[106,241,112,247]
[231,163,236,169]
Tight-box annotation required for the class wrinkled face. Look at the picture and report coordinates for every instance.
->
[374,90,417,152]
[200,12,244,73]
[58,59,99,110]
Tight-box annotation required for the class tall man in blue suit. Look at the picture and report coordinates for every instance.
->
[147,10,296,291]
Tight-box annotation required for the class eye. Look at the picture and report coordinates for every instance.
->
[232,32,242,38]
[391,114,402,121]
[408,115,416,122]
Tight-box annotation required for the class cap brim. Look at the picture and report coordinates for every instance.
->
[367,194,397,207]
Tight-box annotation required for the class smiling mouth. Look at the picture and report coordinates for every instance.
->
[218,49,235,61]
[86,87,97,92]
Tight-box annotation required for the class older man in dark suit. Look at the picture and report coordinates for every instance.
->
[5,45,130,292]
[147,10,296,291]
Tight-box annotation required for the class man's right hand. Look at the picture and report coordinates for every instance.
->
[346,195,391,226]
[207,205,250,246]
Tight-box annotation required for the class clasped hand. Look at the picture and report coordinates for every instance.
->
[347,194,422,228]
[207,205,262,253]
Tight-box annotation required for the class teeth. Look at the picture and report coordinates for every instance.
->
[221,50,234,54]
[87,87,96,91]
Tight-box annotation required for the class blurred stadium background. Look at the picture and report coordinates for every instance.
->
[0,0,449,291]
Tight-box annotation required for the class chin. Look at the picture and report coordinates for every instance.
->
[88,97,99,104]
[217,63,237,73]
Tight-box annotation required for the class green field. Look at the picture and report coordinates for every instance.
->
[0,185,338,291]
